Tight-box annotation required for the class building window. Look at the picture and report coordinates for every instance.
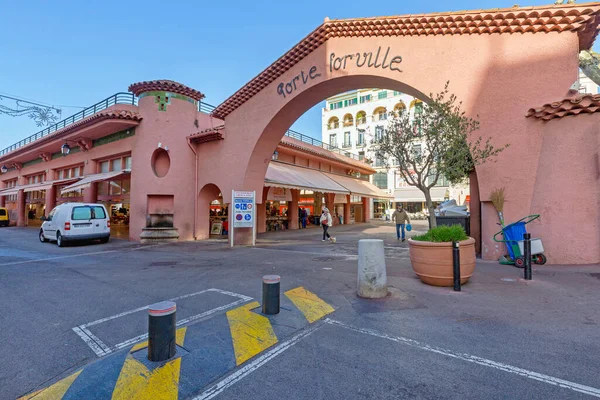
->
[357,130,365,146]
[99,155,131,173]
[359,95,371,104]
[378,91,388,100]
[374,125,384,142]
[329,101,343,110]
[373,172,388,189]
[358,151,365,161]
[343,98,358,107]
[412,144,422,161]
[57,165,83,180]
[393,91,402,96]
[329,134,337,148]
[343,132,351,148]
[374,157,385,168]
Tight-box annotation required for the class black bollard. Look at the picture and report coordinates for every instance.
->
[523,233,532,280]
[262,275,280,315]
[453,241,461,292]
[148,301,177,362]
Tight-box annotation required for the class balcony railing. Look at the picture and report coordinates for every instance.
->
[284,129,360,161]
[342,142,352,148]
[199,101,216,114]
[327,123,340,130]
[343,121,353,127]
[356,140,365,147]
[0,92,137,157]
[356,118,367,125]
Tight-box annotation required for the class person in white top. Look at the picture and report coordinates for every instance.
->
[319,207,336,243]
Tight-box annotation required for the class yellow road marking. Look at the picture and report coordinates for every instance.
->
[226,301,278,365]
[18,370,82,400]
[111,327,187,400]
[285,287,335,323]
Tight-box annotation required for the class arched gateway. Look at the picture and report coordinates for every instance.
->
[200,3,600,264]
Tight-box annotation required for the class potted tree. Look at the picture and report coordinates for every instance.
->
[372,83,508,286]
[408,225,476,286]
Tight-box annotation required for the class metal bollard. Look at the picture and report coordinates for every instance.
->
[453,241,461,292]
[262,275,280,315]
[523,233,532,280]
[148,301,177,362]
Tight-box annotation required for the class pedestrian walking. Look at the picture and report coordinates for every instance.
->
[301,208,307,229]
[392,205,410,242]
[320,207,336,243]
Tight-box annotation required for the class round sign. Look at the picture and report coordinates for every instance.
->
[236,214,243,221]
[244,214,251,221]
[247,204,253,209]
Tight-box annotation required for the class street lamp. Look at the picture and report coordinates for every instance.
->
[61,143,71,155]
[0,165,7,174]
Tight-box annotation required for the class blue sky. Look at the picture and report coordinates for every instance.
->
[0,0,572,150]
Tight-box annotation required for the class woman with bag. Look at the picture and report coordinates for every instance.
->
[320,207,336,243]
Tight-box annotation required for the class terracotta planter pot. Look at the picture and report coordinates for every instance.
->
[408,237,476,287]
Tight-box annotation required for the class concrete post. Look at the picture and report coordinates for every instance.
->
[45,186,56,216]
[357,239,388,298]
[16,189,26,227]
[257,187,270,234]
[83,182,98,204]
[344,195,351,225]
[288,189,299,229]
[362,197,371,223]
[325,193,335,225]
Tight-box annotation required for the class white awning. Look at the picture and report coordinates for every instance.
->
[61,169,130,194]
[265,162,348,195]
[325,173,393,199]
[0,183,42,196]
[23,178,82,193]
[394,187,446,202]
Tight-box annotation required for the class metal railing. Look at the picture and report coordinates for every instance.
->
[1,92,137,157]
[199,101,216,114]
[284,129,360,161]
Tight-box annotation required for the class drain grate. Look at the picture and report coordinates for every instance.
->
[150,261,179,267]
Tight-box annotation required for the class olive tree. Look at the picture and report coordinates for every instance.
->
[372,83,507,229]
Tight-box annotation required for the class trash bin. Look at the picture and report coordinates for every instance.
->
[436,215,470,236]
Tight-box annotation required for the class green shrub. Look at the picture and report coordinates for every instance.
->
[411,224,468,242]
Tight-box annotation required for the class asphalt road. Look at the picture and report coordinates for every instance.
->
[1,224,600,399]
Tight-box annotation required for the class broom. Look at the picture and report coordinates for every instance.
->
[490,187,505,225]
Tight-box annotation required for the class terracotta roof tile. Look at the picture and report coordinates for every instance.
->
[526,94,600,120]
[188,125,225,143]
[129,80,205,101]
[212,3,600,120]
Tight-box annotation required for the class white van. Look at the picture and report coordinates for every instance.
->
[39,203,111,247]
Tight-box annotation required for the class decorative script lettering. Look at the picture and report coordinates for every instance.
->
[329,46,402,73]
[277,66,321,98]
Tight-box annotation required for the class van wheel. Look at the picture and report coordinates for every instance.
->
[56,232,64,247]
[39,230,49,243]
[100,237,109,244]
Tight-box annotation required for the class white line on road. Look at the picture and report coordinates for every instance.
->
[326,319,600,398]
[73,288,253,357]
[0,249,120,266]
[193,322,325,400]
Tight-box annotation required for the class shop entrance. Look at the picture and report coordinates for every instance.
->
[98,178,131,240]
[198,183,228,240]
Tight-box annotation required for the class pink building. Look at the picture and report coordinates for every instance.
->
[1,3,599,264]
